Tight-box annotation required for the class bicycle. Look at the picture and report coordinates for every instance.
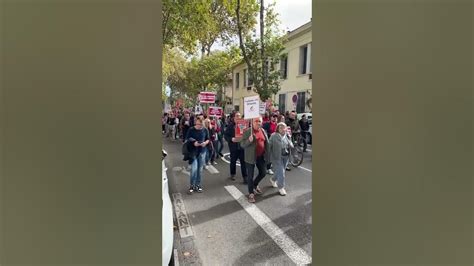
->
[288,131,304,167]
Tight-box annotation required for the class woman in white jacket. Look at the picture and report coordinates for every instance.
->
[268,122,294,195]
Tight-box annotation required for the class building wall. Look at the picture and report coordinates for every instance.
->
[231,21,312,114]
[232,63,259,113]
[279,27,312,113]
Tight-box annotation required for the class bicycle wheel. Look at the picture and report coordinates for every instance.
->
[289,146,304,167]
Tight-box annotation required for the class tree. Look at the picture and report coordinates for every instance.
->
[234,0,285,101]
[196,0,258,57]
[162,0,211,55]
[165,47,241,106]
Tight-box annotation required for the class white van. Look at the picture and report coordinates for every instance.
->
[162,150,175,265]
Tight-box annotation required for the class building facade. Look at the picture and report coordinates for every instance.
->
[231,20,312,114]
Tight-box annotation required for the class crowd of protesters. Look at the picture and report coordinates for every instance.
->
[163,107,311,203]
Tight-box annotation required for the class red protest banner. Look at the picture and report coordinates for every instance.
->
[208,106,223,117]
[199,92,216,104]
[235,118,249,138]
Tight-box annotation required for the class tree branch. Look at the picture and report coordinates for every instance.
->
[260,0,266,93]
[236,0,254,85]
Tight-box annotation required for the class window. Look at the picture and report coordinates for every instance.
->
[296,92,306,113]
[308,43,312,73]
[278,94,286,113]
[235,72,240,89]
[280,55,288,79]
[299,43,311,75]
[243,69,247,87]
[247,70,253,87]
[299,45,308,74]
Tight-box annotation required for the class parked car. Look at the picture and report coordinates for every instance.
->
[162,150,175,265]
[296,112,312,124]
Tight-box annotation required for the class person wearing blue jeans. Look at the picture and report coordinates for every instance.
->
[190,151,206,192]
[268,122,293,196]
[185,117,210,193]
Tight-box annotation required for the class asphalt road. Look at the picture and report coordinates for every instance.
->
[164,137,313,265]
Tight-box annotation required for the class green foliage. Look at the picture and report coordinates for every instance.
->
[164,46,242,105]
[235,0,285,101]
[162,0,210,54]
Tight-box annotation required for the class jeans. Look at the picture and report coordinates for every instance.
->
[190,152,206,187]
[271,156,289,189]
[230,149,247,179]
[168,124,176,140]
[246,155,267,194]
[212,140,218,161]
[217,135,224,155]
[301,131,308,151]
[205,148,211,164]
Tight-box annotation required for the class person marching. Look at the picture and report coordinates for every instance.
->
[268,122,294,196]
[224,112,247,183]
[184,117,210,194]
[262,113,278,175]
[240,116,270,203]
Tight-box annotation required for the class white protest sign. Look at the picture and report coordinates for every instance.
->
[243,95,261,119]
[194,105,203,114]
[259,102,266,114]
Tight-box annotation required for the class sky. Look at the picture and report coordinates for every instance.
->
[274,0,312,33]
[211,0,312,51]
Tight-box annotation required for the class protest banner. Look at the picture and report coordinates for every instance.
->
[235,118,249,138]
[199,92,216,104]
[243,95,260,119]
[259,102,266,114]
[208,106,223,117]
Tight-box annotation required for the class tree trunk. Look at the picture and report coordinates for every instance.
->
[236,0,254,86]
[201,45,206,59]
[260,0,266,95]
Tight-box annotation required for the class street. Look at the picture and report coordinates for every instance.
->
[164,138,313,265]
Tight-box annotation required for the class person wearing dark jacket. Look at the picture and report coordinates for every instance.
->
[180,112,191,143]
[299,114,310,152]
[185,117,209,194]
[224,112,247,183]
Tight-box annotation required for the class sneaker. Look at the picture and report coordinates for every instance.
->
[286,167,291,171]
[188,186,194,194]
[279,188,287,196]
[230,175,236,181]
[219,153,224,157]
[196,185,203,193]
[248,193,256,203]
[270,179,278,188]
[213,161,218,165]
[267,169,274,175]
[254,186,263,195]
[206,162,211,166]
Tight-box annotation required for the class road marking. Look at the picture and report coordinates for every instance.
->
[224,185,312,265]
[173,249,180,266]
[206,165,220,174]
[297,166,312,173]
[181,168,190,176]
[221,153,241,166]
[172,193,194,238]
